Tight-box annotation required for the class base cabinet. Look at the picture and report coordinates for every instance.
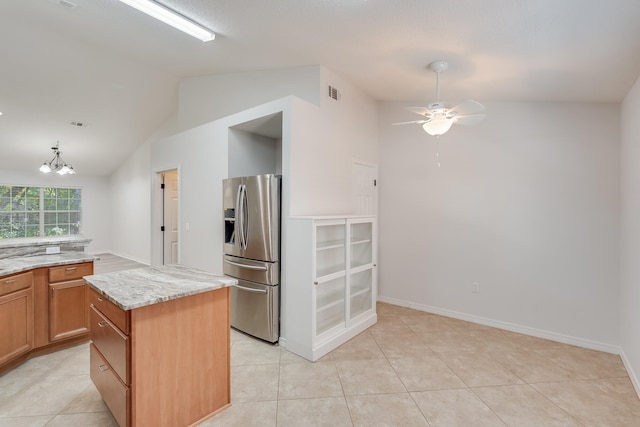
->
[49,263,92,342]
[0,261,93,374]
[286,216,377,361]
[0,272,34,365]
[88,286,230,427]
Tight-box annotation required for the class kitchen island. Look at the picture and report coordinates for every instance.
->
[84,265,236,427]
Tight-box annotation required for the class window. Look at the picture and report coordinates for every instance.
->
[0,185,82,239]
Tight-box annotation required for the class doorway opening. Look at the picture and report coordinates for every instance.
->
[160,169,179,265]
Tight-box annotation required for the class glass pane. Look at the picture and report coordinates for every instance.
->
[26,187,40,197]
[26,212,39,224]
[57,198,70,210]
[44,212,56,225]
[316,277,345,335]
[25,226,40,237]
[350,269,373,319]
[57,212,70,224]
[46,225,66,236]
[26,198,40,211]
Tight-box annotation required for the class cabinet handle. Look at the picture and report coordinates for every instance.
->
[97,297,104,302]
[98,321,108,328]
[98,364,109,372]
[4,279,16,284]
[65,267,77,271]
[313,281,319,285]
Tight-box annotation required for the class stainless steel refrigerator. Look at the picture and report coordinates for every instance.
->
[223,174,281,343]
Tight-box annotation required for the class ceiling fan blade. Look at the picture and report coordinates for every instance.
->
[405,107,433,117]
[453,113,486,126]
[450,99,485,116]
[392,119,428,125]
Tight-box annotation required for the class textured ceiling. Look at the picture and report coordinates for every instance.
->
[1,0,640,176]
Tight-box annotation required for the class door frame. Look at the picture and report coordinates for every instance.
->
[151,167,181,266]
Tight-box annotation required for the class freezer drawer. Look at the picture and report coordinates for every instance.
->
[230,279,279,343]
[223,255,279,285]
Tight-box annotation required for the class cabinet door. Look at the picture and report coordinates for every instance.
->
[49,279,89,342]
[313,220,347,338]
[348,219,376,322]
[0,288,33,365]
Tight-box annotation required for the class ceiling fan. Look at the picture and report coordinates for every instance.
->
[394,61,486,136]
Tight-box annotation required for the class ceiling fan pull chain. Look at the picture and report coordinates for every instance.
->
[436,141,441,168]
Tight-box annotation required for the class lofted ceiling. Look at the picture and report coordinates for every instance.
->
[1,0,640,176]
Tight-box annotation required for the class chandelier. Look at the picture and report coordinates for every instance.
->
[39,142,76,175]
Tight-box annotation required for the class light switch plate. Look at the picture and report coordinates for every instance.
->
[46,246,61,254]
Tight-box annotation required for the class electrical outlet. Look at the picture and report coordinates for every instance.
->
[46,246,61,254]
[472,282,480,293]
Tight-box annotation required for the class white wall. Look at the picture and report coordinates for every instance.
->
[378,101,621,350]
[108,141,152,264]
[620,75,640,393]
[288,67,379,215]
[0,170,111,253]
[178,66,321,131]
[228,129,280,178]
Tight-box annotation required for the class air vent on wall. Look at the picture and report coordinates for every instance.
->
[70,121,87,127]
[328,85,341,101]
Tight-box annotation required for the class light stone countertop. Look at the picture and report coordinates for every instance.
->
[84,265,237,311]
[0,253,96,277]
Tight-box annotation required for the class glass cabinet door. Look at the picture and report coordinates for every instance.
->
[348,220,375,321]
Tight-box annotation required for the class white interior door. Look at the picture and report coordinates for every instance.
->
[163,170,179,265]
[352,161,378,215]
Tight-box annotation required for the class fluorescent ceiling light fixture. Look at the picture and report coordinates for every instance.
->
[119,0,215,42]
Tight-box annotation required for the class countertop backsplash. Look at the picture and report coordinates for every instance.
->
[0,236,92,259]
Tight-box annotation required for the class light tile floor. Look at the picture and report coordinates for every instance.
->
[2,255,639,426]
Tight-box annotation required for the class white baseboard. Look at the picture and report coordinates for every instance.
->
[377,296,621,354]
[619,350,640,398]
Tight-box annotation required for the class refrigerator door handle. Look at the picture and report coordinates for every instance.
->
[235,184,243,248]
[237,184,248,251]
[224,259,269,271]
[241,184,248,250]
[232,283,268,294]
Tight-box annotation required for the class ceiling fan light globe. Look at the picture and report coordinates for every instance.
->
[40,163,52,173]
[423,118,453,136]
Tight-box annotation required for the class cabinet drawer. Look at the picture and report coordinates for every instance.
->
[49,263,93,283]
[90,306,129,384]
[88,287,129,334]
[90,344,129,427]
[0,271,33,296]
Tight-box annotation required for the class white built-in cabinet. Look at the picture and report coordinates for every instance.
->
[285,215,377,361]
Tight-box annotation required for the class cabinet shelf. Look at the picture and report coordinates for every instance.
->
[317,240,345,251]
[350,239,372,246]
[317,298,345,313]
[350,288,370,299]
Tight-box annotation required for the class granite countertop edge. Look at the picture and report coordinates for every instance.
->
[0,253,96,277]
[84,265,236,311]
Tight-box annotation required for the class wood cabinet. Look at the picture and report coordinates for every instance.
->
[49,263,93,342]
[1,260,93,374]
[88,285,230,427]
[286,216,377,361]
[0,272,34,365]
